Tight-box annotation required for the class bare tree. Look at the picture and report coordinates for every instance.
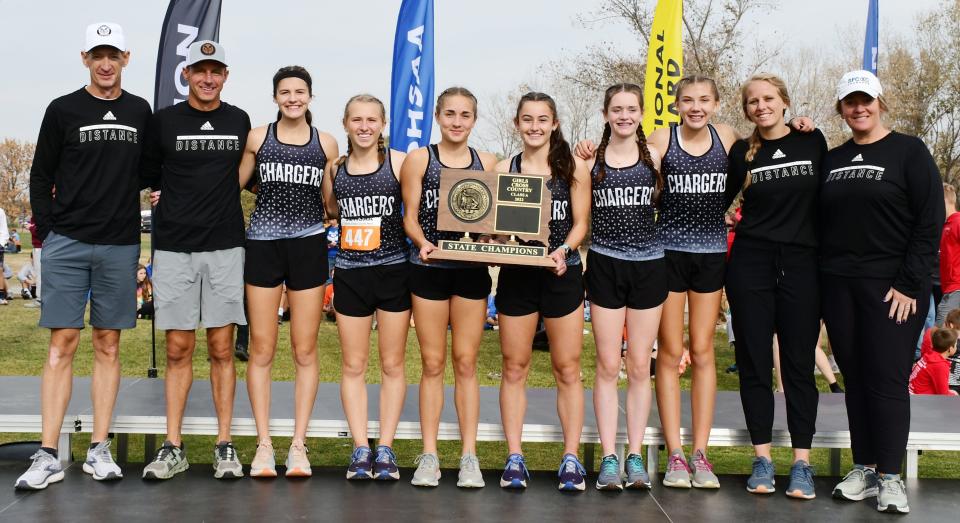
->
[0,138,35,218]
[476,88,526,160]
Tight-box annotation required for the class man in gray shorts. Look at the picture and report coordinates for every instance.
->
[17,23,152,490]
[140,40,251,480]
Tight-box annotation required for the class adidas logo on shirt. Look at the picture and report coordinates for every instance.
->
[102,111,117,121]
[852,154,863,162]
[200,121,215,131]
[772,149,786,159]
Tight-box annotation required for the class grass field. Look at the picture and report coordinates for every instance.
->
[2,233,957,478]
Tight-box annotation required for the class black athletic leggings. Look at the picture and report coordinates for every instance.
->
[821,275,929,475]
[726,238,820,449]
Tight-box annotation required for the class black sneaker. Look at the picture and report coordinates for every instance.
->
[234,344,249,362]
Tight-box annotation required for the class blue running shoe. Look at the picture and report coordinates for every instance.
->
[625,453,650,489]
[499,453,530,489]
[557,454,586,491]
[346,446,373,480]
[595,454,623,491]
[373,445,400,480]
[786,460,816,500]
[746,456,776,494]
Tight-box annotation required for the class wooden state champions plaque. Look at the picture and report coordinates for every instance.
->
[427,168,555,267]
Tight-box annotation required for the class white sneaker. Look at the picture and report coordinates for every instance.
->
[83,440,122,480]
[15,449,64,490]
[457,454,485,488]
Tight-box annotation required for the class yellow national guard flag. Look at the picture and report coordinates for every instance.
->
[642,0,683,135]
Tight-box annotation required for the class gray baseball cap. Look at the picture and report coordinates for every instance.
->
[186,40,227,67]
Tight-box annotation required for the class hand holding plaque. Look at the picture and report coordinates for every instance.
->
[426,168,555,267]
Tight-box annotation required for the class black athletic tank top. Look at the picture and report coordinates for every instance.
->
[657,124,729,253]
[247,123,326,240]
[409,144,484,268]
[589,155,662,261]
[333,153,406,269]
[509,155,581,265]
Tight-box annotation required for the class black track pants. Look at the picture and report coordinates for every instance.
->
[726,239,820,448]
[821,275,929,475]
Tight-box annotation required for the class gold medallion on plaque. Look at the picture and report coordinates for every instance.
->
[448,179,491,223]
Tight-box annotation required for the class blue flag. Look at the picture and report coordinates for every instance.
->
[862,0,879,75]
[154,0,222,110]
[389,0,435,153]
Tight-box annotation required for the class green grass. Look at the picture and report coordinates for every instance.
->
[2,237,958,477]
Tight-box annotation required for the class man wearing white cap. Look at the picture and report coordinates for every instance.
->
[16,23,151,490]
[141,40,250,480]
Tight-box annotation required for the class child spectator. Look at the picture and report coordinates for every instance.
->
[909,328,959,396]
[136,264,154,319]
[18,254,36,299]
[484,294,498,330]
[937,184,960,325]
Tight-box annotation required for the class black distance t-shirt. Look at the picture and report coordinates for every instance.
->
[819,131,943,298]
[726,128,827,248]
[29,88,151,245]
[143,101,251,252]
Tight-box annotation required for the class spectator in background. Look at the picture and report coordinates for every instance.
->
[27,216,41,306]
[484,294,498,330]
[0,208,8,304]
[326,218,339,281]
[136,264,153,319]
[9,229,21,253]
[909,328,958,396]
[322,275,335,322]
[18,254,37,300]
[936,184,960,326]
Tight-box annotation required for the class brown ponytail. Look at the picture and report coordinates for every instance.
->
[514,92,575,187]
[595,83,662,205]
[338,94,388,169]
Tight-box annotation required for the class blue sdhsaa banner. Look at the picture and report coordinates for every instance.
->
[154,0,222,110]
[862,0,879,75]
[642,0,683,135]
[390,0,435,153]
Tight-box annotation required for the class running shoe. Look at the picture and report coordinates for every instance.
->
[499,453,529,489]
[83,440,122,481]
[624,453,650,489]
[213,441,243,479]
[662,450,691,488]
[249,442,277,478]
[14,449,63,490]
[595,454,623,491]
[877,474,910,513]
[285,441,311,477]
[832,465,878,501]
[346,446,373,480]
[746,456,775,494]
[411,453,440,487]
[691,449,719,489]
[457,454,485,488]
[785,460,815,499]
[142,441,188,480]
[557,453,586,491]
[373,445,400,480]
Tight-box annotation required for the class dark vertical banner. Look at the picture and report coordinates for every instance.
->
[153,0,223,110]
[862,0,879,75]
[389,0,435,152]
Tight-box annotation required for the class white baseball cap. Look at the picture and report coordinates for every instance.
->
[186,40,228,67]
[84,22,126,52]
[836,70,883,101]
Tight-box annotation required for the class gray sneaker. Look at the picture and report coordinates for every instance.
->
[833,465,878,501]
[142,441,188,480]
[83,440,122,480]
[662,450,691,488]
[877,474,910,513]
[596,454,623,491]
[690,449,719,489]
[213,442,243,479]
[14,450,63,490]
[624,453,650,489]
[411,453,440,487]
[457,453,485,488]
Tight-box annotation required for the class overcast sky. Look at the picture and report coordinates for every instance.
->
[0,0,941,144]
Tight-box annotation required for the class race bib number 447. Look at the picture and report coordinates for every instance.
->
[341,217,382,251]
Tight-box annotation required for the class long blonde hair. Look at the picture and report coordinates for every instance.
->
[740,74,791,189]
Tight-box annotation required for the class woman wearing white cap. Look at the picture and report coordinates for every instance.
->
[820,70,943,514]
